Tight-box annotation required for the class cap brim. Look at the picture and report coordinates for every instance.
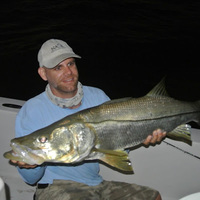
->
[43,53,81,68]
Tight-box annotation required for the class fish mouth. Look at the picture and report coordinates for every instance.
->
[4,142,45,165]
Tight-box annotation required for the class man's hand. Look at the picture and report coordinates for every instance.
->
[143,129,166,146]
[10,160,37,169]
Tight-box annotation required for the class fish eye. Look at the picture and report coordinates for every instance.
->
[38,136,48,143]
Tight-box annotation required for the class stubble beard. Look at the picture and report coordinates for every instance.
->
[56,79,78,97]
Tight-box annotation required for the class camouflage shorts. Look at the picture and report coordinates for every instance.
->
[34,180,159,200]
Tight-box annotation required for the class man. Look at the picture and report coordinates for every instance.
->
[11,39,166,200]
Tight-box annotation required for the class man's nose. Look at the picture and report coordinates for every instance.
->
[63,66,72,75]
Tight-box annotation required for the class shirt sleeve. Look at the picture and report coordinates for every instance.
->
[15,100,46,185]
[17,165,46,185]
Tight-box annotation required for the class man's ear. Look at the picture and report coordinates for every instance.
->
[38,67,47,81]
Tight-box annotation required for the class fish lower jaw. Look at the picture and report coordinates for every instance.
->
[10,144,45,165]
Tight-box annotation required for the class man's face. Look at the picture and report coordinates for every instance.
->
[39,58,79,98]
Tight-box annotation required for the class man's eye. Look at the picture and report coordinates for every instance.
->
[54,66,61,70]
[67,61,75,67]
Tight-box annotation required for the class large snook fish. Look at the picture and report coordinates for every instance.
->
[4,79,200,172]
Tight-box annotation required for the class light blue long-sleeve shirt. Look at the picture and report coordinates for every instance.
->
[15,86,110,186]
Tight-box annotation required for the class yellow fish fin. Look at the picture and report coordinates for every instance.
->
[146,77,169,97]
[93,148,133,172]
[167,124,192,145]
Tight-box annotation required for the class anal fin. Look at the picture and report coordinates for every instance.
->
[167,124,192,145]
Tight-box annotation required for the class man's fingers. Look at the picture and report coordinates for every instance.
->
[10,160,37,168]
[143,129,167,146]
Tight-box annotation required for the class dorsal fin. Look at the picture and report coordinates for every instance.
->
[146,77,169,97]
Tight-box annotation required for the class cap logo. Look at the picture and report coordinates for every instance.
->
[51,43,66,53]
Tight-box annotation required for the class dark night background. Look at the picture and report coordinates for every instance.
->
[0,0,200,102]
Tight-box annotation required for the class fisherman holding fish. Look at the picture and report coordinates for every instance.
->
[10,39,166,200]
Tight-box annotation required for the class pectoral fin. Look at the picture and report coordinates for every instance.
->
[93,148,133,172]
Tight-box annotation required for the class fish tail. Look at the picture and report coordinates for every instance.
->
[167,124,192,145]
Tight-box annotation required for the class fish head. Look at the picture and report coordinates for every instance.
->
[4,122,95,165]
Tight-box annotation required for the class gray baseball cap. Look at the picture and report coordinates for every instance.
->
[38,39,81,68]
